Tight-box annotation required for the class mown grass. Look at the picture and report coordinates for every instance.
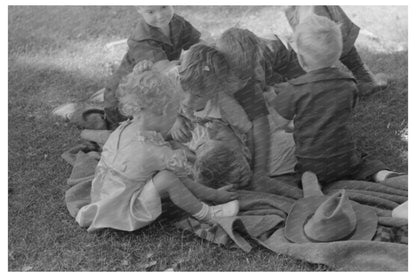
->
[8,6,407,271]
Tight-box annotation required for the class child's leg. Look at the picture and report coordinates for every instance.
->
[152,170,239,220]
[152,170,203,215]
[373,170,408,190]
[340,46,388,96]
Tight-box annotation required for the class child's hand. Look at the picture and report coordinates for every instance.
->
[169,115,192,143]
[214,184,238,204]
[133,60,154,74]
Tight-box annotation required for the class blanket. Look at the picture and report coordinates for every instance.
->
[63,149,408,271]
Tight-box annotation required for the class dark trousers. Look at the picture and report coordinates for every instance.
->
[295,150,389,186]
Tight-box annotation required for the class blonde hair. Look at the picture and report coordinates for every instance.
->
[179,43,243,98]
[217,28,267,85]
[117,69,178,117]
[294,15,342,69]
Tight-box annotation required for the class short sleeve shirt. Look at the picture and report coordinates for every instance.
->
[270,67,358,159]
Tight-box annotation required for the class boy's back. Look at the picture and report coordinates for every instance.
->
[272,67,358,159]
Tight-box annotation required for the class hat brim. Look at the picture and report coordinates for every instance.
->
[285,195,378,243]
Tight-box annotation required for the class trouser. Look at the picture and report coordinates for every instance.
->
[340,46,374,84]
[295,150,389,186]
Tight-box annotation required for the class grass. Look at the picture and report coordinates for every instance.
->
[8,6,407,271]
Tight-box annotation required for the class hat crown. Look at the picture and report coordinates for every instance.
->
[303,190,357,242]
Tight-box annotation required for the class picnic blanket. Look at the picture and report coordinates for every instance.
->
[63,149,408,271]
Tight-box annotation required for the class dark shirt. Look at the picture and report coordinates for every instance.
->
[124,13,201,66]
[271,67,358,159]
[233,80,269,122]
[104,13,200,125]
[262,35,305,84]
[105,14,200,102]
[233,36,304,122]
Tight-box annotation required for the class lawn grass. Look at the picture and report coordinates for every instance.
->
[8,6,407,271]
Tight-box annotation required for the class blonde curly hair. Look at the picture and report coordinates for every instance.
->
[117,69,179,117]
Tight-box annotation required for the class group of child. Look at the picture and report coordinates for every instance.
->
[70,5,406,232]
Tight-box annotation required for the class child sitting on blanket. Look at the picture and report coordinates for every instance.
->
[284,5,388,96]
[178,44,252,189]
[103,5,201,129]
[215,28,301,197]
[75,67,239,232]
[265,15,399,186]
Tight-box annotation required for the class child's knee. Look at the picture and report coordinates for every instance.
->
[152,170,180,193]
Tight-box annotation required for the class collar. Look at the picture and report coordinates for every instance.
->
[288,67,356,86]
[131,14,184,46]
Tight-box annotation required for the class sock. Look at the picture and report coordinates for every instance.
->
[373,170,393,182]
[192,202,210,220]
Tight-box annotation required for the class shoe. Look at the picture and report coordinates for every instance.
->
[208,200,239,221]
[357,72,389,97]
[52,103,78,121]
[89,88,105,102]
[392,201,408,220]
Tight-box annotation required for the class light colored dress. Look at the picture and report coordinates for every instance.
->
[76,120,191,232]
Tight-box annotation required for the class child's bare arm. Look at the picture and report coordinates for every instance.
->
[169,114,193,143]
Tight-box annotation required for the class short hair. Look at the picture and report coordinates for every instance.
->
[217,28,267,84]
[179,43,241,98]
[193,140,251,190]
[117,69,178,116]
[294,15,342,69]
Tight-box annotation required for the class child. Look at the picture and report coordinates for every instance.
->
[178,44,254,189]
[75,68,239,232]
[284,5,388,96]
[193,139,251,190]
[216,28,301,198]
[103,6,201,129]
[217,27,305,87]
[266,15,396,186]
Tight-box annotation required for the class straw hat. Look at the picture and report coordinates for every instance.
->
[285,189,377,243]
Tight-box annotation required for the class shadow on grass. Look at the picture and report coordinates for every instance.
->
[350,48,408,172]
[8,11,407,269]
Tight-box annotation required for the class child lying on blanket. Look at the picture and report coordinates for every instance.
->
[75,67,239,232]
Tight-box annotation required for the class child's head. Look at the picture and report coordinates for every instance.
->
[117,69,180,133]
[136,6,174,29]
[216,27,267,84]
[193,140,251,189]
[293,15,342,71]
[179,43,242,112]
